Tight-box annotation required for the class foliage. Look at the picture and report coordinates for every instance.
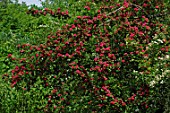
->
[0,0,170,113]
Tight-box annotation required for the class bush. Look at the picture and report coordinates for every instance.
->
[1,0,169,112]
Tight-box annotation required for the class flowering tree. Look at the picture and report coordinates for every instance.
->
[3,0,170,112]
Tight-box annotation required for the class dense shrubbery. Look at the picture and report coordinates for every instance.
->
[0,0,169,112]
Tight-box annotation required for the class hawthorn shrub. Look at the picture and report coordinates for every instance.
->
[3,0,169,112]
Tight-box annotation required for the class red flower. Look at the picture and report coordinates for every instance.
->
[100,42,105,47]
[11,81,17,87]
[122,102,126,106]
[145,26,151,30]
[94,57,99,62]
[88,101,92,104]
[95,47,100,52]
[102,86,107,91]
[98,104,104,107]
[57,53,63,57]
[110,101,115,105]
[106,89,111,94]
[65,10,69,15]
[15,66,19,71]
[122,60,125,63]
[100,53,104,57]
[161,48,165,51]
[83,16,90,19]
[44,8,49,11]
[87,20,93,24]
[84,6,90,10]
[71,24,76,29]
[143,3,147,7]
[79,41,84,46]
[106,93,111,97]
[50,10,54,15]
[73,34,77,37]
[108,53,116,60]
[104,47,111,51]
[123,0,129,8]
[77,16,81,19]
[58,94,62,97]
[76,70,81,75]
[130,33,135,38]
[119,43,125,47]
[8,54,12,58]
[20,50,25,53]
[135,51,139,54]
[12,75,19,80]
[69,28,73,31]
[43,12,46,16]
[54,105,57,109]
[65,53,70,57]
[52,89,57,94]
[124,53,128,56]
[145,105,149,109]
[110,6,114,9]
[155,6,159,9]
[57,8,60,11]
[36,53,39,57]
[103,76,108,81]
[86,33,92,37]
[134,8,138,11]
[132,97,135,101]
[138,31,144,36]
[75,65,79,69]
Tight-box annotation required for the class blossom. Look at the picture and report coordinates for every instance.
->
[110,101,115,105]
[122,60,125,63]
[98,104,104,107]
[65,53,70,57]
[84,6,90,10]
[143,3,147,7]
[134,8,138,11]
[106,93,111,97]
[69,28,73,31]
[65,10,69,15]
[44,8,49,11]
[155,6,159,9]
[95,47,100,52]
[119,43,125,47]
[102,86,107,91]
[130,33,135,38]
[11,81,17,87]
[8,54,12,58]
[104,47,111,51]
[52,89,57,94]
[86,33,92,37]
[145,26,151,30]
[76,70,81,75]
[87,20,93,24]
[58,94,62,97]
[100,42,105,47]
[73,34,77,37]
[122,102,126,106]
[138,31,144,36]
[94,57,99,61]
[71,24,76,29]
[54,105,57,109]
[123,0,129,8]
[77,16,81,19]
[103,76,108,81]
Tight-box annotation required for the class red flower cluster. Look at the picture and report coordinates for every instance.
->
[27,8,70,18]
[5,0,168,112]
